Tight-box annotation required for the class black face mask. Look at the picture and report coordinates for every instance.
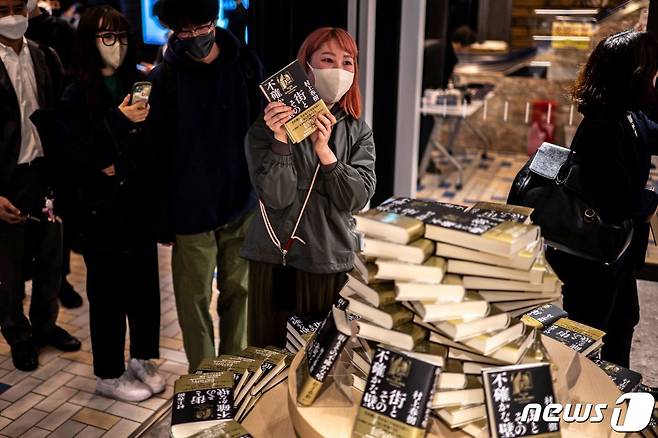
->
[172,31,215,59]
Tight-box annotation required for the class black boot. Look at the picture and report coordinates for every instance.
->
[59,280,83,309]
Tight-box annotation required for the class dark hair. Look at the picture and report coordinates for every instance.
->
[153,0,218,30]
[451,26,477,47]
[572,30,658,115]
[69,5,136,110]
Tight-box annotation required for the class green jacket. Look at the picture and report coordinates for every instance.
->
[240,108,376,273]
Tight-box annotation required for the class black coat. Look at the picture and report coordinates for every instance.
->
[572,110,658,264]
[0,40,63,198]
[146,28,259,243]
[52,81,152,251]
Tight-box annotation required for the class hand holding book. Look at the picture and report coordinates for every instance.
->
[264,101,294,143]
[311,112,338,166]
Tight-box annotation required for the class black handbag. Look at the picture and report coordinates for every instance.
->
[507,117,636,265]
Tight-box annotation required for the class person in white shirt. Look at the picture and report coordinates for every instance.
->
[0,0,81,372]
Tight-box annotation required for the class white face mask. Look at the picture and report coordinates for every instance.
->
[308,65,355,104]
[97,40,128,70]
[0,15,28,40]
[27,0,38,13]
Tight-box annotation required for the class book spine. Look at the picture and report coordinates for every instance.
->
[297,328,349,406]
[391,309,414,328]
[258,83,272,103]
[295,357,324,406]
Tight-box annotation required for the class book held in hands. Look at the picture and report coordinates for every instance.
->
[259,60,331,143]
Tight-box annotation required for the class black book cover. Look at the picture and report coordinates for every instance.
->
[287,315,322,338]
[171,372,235,429]
[541,319,603,355]
[591,359,642,393]
[376,197,467,224]
[469,202,533,225]
[352,346,440,438]
[521,304,568,329]
[482,363,561,438]
[259,60,330,143]
[195,356,260,386]
[296,304,351,406]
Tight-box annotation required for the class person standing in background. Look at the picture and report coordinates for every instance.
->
[0,0,81,372]
[26,0,84,310]
[147,0,258,372]
[52,5,163,401]
[26,0,74,68]
[545,31,658,368]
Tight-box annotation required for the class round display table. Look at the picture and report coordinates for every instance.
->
[284,336,630,438]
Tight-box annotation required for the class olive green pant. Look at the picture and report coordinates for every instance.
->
[172,212,253,372]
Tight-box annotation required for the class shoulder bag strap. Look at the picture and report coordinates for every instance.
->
[259,162,321,266]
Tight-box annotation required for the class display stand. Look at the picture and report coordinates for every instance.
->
[240,379,295,438]
[283,335,632,438]
[295,349,355,408]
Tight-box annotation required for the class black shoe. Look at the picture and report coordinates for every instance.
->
[59,281,83,309]
[11,340,39,371]
[35,326,81,352]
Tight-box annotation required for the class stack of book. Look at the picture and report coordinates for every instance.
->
[340,197,574,436]
[291,197,618,438]
[171,346,294,436]
[286,315,322,354]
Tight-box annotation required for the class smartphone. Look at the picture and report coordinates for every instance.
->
[19,212,41,223]
[131,81,152,106]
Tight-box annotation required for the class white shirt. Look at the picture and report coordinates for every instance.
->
[0,37,44,164]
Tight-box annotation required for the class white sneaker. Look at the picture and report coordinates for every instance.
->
[128,358,166,394]
[96,371,152,402]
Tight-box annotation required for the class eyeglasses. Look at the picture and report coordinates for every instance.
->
[0,3,27,17]
[175,22,214,40]
[96,32,129,47]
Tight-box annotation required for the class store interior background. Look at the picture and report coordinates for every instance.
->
[1,1,658,436]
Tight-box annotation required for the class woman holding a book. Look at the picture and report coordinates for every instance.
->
[545,30,658,367]
[241,28,376,347]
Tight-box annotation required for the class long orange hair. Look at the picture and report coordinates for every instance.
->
[297,27,361,120]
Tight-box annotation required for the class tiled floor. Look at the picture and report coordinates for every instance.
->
[0,247,202,437]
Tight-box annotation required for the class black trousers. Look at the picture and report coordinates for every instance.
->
[0,162,61,345]
[247,260,347,348]
[545,247,640,367]
[84,242,161,379]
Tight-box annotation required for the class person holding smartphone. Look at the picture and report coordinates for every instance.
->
[52,5,163,401]
[241,27,376,347]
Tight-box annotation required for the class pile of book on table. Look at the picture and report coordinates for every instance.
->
[170,345,294,438]
[286,315,322,355]
[293,197,650,438]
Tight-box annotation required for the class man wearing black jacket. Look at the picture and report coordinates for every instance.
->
[26,0,84,310]
[0,0,80,371]
[148,0,260,371]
